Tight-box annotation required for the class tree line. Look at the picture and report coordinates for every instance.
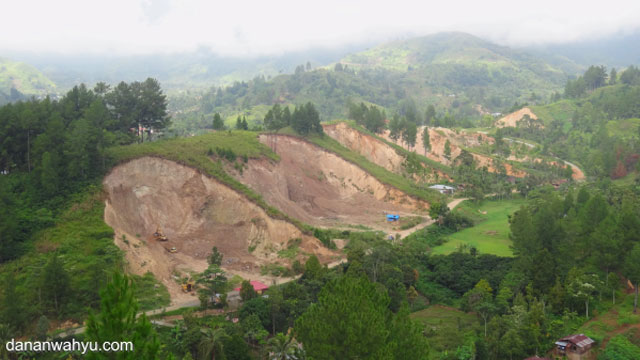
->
[263,102,323,135]
[0,79,170,262]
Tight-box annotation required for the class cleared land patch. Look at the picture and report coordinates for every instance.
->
[431,198,525,256]
[411,305,480,358]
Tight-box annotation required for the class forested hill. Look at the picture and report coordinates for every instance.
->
[0,58,57,105]
[179,33,573,127]
[340,32,579,75]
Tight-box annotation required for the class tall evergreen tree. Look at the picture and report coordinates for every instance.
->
[212,113,224,130]
[422,127,431,155]
[85,272,160,359]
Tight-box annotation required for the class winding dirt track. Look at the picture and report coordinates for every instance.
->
[395,198,468,239]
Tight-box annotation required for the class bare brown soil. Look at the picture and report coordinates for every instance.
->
[228,134,430,232]
[103,157,338,303]
[494,107,542,128]
[322,122,449,182]
[380,126,526,177]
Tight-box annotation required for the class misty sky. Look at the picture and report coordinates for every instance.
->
[3,0,640,56]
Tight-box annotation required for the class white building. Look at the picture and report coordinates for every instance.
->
[429,184,456,194]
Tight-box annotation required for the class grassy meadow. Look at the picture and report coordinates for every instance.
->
[431,197,525,256]
[411,305,480,358]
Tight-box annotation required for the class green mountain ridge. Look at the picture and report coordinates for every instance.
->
[175,32,575,131]
[0,57,57,104]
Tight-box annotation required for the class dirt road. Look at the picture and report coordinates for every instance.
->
[395,198,469,239]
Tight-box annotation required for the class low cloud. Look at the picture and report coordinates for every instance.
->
[2,0,639,56]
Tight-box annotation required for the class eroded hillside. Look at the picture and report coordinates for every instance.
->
[103,157,337,301]
[227,134,430,231]
[322,122,451,182]
[380,126,527,177]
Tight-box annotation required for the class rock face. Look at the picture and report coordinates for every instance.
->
[103,157,335,302]
[228,134,429,230]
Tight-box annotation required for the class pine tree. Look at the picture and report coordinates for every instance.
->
[425,105,436,126]
[444,140,452,160]
[609,68,617,85]
[42,255,71,313]
[85,272,160,359]
[212,113,224,130]
[422,127,431,155]
[295,276,393,359]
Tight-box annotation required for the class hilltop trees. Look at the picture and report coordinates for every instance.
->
[292,102,322,135]
[347,101,386,133]
[263,102,322,135]
[0,79,170,263]
[107,78,170,141]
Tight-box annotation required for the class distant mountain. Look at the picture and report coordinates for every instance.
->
[176,32,578,130]
[7,44,371,92]
[341,32,572,72]
[526,30,640,70]
[333,32,574,106]
[0,58,57,104]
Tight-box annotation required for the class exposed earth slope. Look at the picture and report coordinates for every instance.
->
[322,122,451,182]
[228,134,430,231]
[103,157,337,302]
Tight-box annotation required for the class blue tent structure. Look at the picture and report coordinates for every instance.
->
[386,214,399,221]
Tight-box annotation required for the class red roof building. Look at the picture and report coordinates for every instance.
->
[234,280,269,294]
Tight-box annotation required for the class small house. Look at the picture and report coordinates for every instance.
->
[429,184,456,194]
[234,280,269,295]
[554,334,594,359]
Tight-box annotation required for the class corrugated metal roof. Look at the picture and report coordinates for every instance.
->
[429,184,456,190]
[560,334,594,348]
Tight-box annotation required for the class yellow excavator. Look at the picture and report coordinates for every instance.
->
[182,278,195,293]
[153,226,168,241]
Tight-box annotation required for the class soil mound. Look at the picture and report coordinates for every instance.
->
[495,107,541,128]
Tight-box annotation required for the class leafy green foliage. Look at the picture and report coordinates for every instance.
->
[295,275,428,359]
[85,272,161,359]
[599,335,640,360]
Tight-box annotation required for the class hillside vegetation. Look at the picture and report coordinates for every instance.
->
[169,32,575,134]
[0,58,57,104]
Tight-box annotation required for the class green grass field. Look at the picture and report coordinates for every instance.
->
[431,197,525,256]
[411,305,480,358]
[607,118,640,140]
[531,100,578,126]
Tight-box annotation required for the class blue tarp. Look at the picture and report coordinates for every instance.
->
[386,214,399,221]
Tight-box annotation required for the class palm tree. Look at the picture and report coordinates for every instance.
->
[268,332,303,360]
[198,327,228,360]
